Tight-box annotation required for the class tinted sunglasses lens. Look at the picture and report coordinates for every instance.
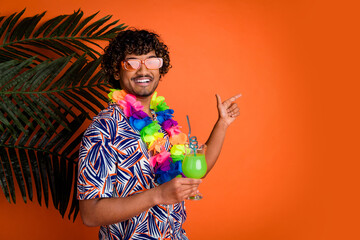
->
[123,60,140,70]
[145,58,163,69]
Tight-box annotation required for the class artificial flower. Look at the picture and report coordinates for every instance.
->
[155,158,171,172]
[155,101,169,112]
[150,92,170,112]
[150,92,165,109]
[141,122,162,142]
[112,89,127,102]
[171,154,185,162]
[156,109,174,124]
[143,132,164,146]
[148,137,167,153]
[166,126,181,136]
[150,150,171,168]
[162,119,178,131]
[170,144,186,156]
[129,116,152,131]
[119,94,144,117]
[132,110,148,119]
[155,161,182,184]
[170,132,188,145]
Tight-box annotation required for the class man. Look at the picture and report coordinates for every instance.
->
[77,29,240,240]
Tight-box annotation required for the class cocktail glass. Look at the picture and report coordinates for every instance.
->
[182,144,207,200]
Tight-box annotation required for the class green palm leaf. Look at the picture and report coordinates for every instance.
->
[0,9,126,220]
[1,9,127,62]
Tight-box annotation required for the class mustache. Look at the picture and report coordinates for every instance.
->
[131,74,154,81]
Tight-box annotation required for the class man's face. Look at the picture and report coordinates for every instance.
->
[115,50,161,98]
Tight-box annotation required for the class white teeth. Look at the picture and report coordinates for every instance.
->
[135,79,150,83]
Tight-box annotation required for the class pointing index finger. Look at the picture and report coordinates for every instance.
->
[223,93,242,107]
[233,93,242,100]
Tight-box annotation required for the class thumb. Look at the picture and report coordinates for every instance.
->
[215,94,222,107]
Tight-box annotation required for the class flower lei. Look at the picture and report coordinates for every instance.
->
[108,89,188,184]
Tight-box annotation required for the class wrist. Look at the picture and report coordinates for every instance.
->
[148,185,161,206]
[217,118,229,130]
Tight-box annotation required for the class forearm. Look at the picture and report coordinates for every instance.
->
[204,119,228,176]
[79,177,201,227]
[80,187,159,227]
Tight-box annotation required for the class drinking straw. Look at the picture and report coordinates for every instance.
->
[186,115,191,140]
[186,115,198,156]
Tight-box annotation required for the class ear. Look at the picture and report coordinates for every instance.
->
[114,72,121,80]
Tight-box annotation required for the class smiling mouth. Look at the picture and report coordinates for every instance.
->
[132,75,153,84]
[134,78,151,83]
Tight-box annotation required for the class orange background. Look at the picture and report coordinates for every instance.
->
[1,0,359,239]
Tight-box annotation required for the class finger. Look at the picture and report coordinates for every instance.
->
[183,187,200,198]
[180,180,201,188]
[187,190,200,199]
[227,106,239,115]
[182,185,200,193]
[227,103,238,111]
[222,93,241,108]
[179,178,202,185]
[233,93,242,99]
[215,94,222,107]
[230,112,240,118]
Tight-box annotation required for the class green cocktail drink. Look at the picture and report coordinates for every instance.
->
[182,154,207,179]
[182,144,207,200]
[184,115,206,200]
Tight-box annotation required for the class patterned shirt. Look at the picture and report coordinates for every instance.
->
[77,104,188,240]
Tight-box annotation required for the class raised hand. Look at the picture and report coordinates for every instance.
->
[215,94,241,127]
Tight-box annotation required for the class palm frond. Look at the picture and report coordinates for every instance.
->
[0,9,127,62]
[0,9,126,220]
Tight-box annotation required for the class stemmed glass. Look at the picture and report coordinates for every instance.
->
[182,144,207,200]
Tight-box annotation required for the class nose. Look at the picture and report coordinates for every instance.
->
[136,60,149,75]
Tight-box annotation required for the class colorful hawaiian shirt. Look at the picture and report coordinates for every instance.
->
[77,104,188,240]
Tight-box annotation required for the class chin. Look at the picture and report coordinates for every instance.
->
[132,88,156,98]
[136,86,159,97]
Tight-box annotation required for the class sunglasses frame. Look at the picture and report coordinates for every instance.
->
[121,58,163,71]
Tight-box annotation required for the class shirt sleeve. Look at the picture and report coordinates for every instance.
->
[77,116,119,200]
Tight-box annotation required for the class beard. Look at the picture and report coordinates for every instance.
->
[120,74,160,98]
[134,83,159,97]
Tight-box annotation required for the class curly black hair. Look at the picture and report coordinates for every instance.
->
[101,29,171,89]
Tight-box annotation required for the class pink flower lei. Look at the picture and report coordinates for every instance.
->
[108,89,188,184]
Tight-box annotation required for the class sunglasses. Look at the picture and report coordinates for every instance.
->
[121,57,163,71]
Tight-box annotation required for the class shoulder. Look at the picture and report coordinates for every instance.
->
[93,104,124,123]
[84,104,128,139]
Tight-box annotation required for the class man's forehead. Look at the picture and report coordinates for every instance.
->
[125,50,156,59]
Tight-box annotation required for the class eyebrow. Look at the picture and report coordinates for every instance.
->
[125,55,158,60]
